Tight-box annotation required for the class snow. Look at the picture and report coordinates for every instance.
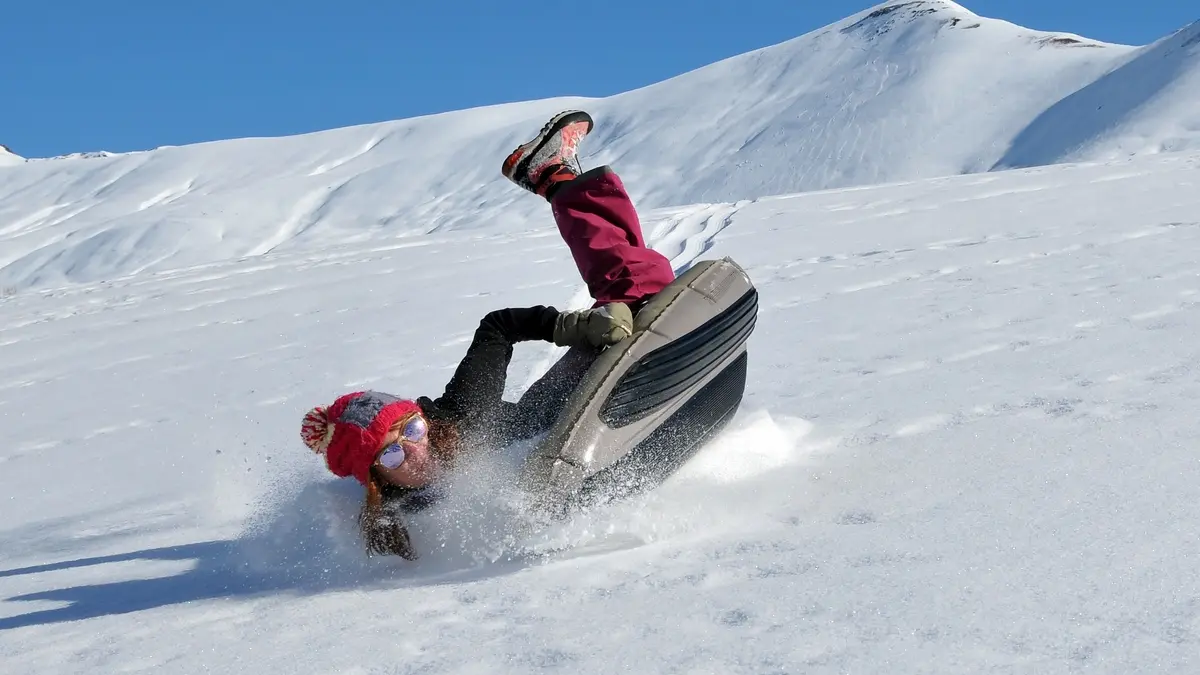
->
[3,1,1200,672]
[0,145,22,167]
[6,0,1187,293]
[997,21,1200,169]
[3,148,1200,673]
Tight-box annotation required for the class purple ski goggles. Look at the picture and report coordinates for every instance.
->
[376,414,429,469]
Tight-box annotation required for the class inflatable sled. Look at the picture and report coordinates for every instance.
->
[521,257,758,511]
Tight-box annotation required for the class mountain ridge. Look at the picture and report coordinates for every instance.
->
[0,1,1194,291]
[0,143,23,167]
[996,19,1200,168]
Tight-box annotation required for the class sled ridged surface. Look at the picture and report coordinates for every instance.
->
[522,257,758,507]
[601,288,757,427]
[577,350,749,506]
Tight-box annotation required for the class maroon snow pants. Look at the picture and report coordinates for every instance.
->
[550,167,675,306]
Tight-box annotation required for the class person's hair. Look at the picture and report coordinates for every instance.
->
[357,417,460,559]
[358,475,417,558]
[426,417,460,462]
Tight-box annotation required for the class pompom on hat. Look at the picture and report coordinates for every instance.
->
[301,391,422,486]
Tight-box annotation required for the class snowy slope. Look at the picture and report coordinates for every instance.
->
[0,144,22,167]
[998,21,1200,168]
[577,0,1128,202]
[0,0,1161,292]
[2,151,1200,673]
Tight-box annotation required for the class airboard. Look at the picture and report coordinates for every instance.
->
[522,257,758,510]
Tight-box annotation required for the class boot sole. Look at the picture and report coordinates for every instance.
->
[502,110,595,182]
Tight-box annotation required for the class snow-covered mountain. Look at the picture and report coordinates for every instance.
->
[3,0,1197,292]
[0,144,22,167]
[997,20,1200,168]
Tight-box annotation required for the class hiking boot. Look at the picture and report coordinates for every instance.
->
[502,110,594,199]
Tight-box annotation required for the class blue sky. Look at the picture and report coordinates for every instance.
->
[3,1,1195,158]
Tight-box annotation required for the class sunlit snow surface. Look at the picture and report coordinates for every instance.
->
[4,0,1198,293]
[2,151,1199,673]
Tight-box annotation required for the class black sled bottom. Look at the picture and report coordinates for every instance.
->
[572,351,749,509]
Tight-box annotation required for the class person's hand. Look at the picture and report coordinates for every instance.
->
[553,303,634,348]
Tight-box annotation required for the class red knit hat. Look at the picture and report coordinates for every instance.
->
[300,391,422,486]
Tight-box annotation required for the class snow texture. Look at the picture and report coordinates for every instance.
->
[2,1,1200,673]
[4,147,1200,675]
[0,145,23,168]
[7,0,1197,292]
[997,20,1200,168]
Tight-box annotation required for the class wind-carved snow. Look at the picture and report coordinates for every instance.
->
[136,180,195,212]
[3,151,1200,673]
[9,0,1200,292]
[308,136,384,176]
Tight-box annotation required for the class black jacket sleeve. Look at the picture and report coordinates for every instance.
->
[421,306,559,434]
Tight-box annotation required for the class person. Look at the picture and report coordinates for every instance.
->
[298,110,676,558]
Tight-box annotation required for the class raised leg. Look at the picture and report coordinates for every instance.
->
[551,166,675,306]
[501,111,676,307]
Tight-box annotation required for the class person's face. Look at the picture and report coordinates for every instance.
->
[373,415,439,488]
